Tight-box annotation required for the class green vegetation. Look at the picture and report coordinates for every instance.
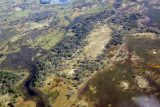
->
[0,0,160,106]
[81,62,139,106]
[0,28,18,43]
[127,38,160,64]
[34,10,115,87]
[0,71,24,95]
[80,36,160,106]
[0,71,25,106]
[12,10,30,18]
[47,91,59,105]
[72,0,86,6]
[0,45,45,70]
[113,0,123,8]
[80,60,160,107]
[33,29,66,50]
[109,13,142,30]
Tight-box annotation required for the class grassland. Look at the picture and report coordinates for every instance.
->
[127,37,160,65]
[0,1,115,106]
[0,28,18,43]
[15,97,36,107]
[80,62,141,107]
[0,0,160,107]
[0,45,45,71]
[82,24,111,59]
[79,36,160,107]
[32,29,67,50]
[35,23,112,107]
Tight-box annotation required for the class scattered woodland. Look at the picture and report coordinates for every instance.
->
[0,0,160,106]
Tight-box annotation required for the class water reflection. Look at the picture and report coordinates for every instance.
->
[40,0,72,5]
[135,96,160,107]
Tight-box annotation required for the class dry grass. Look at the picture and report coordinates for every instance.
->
[0,45,8,54]
[15,97,36,107]
[39,76,77,107]
[0,45,8,63]
[83,24,111,59]
[132,32,156,38]
[0,94,11,107]
[10,35,22,43]
[16,72,29,87]
[36,24,112,106]
[27,17,52,30]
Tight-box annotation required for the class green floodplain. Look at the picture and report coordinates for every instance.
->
[80,37,160,107]
[0,0,160,107]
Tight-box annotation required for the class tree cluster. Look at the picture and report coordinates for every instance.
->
[34,10,115,87]
[113,0,123,8]
[110,13,142,30]
[0,71,24,95]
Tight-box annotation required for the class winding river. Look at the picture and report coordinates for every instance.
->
[19,63,47,107]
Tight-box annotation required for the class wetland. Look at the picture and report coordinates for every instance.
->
[79,37,160,107]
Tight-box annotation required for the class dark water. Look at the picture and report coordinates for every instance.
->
[19,63,46,107]
[40,0,72,5]
[0,54,3,58]
[24,65,38,96]
[0,45,47,106]
[63,16,83,29]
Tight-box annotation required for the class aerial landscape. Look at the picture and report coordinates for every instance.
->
[0,0,160,107]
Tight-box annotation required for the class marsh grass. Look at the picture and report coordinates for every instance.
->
[127,38,160,64]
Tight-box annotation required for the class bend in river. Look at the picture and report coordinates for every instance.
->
[0,45,48,106]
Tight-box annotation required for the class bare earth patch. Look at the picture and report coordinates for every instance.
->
[135,75,149,89]
[0,94,11,106]
[83,24,111,59]
[15,97,36,107]
[35,24,112,107]
[119,81,129,90]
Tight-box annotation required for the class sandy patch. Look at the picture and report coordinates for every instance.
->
[15,7,22,11]
[69,69,75,75]
[119,81,129,90]
[135,76,149,89]
[10,35,21,42]
[0,94,11,106]
[90,86,97,94]
[15,97,36,107]
[83,24,112,59]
